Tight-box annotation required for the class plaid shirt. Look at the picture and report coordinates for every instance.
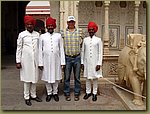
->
[60,28,84,56]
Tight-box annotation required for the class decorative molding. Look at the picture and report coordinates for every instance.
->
[120,1,127,8]
[95,1,103,7]
[109,62,118,75]
[103,55,119,78]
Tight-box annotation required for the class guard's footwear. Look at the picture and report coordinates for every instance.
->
[83,93,91,100]
[92,94,97,101]
[25,99,32,106]
[30,96,42,102]
[53,94,59,102]
[46,95,52,102]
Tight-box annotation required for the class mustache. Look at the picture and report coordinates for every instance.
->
[89,32,94,33]
[48,28,54,30]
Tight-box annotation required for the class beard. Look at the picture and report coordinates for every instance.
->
[48,28,54,34]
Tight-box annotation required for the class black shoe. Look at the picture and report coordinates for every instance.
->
[46,95,52,102]
[53,94,59,102]
[92,94,97,101]
[25,99,32,106]
[83,93,91,100]
[74,95,79,101]
[31,96,42,102]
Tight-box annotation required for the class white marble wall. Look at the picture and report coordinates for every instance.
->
[78,1,146,52]
[49,1,146,50]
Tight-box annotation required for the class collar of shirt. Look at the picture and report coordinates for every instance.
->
[47,32,54,36]
[66,27,77,33]
[89,35,96,39]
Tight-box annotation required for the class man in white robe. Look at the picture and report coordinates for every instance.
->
[16,15,42,106]
[38,17,65,102]
[81,22,103,101]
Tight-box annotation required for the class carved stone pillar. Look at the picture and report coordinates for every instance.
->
[95,5,102,37]
[49,1,60,32]
[63,1,79,28]
[74,1,79,27]
[63,1,68,29]
[134,1,140,33]
[60,1,65,30]
[103,1,110,55]
[68,1,79,27]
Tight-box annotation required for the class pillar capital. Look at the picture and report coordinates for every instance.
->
[135,1,140,5]
[76,1,79,7]
[135,1,140,8]
[104,1,110,6]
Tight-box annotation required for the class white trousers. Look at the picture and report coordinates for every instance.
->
[45,81,58,95]
[86,78,98,95]
[24,82,37,100]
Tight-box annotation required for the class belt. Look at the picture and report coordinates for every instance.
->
[65,53,80,58]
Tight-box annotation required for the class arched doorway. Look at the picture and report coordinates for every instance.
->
[25,1,50,34]
[34,19,45,34]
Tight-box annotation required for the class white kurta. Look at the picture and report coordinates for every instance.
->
[16,30,40,83]
[81,35,103,79]
[39,32,65,83]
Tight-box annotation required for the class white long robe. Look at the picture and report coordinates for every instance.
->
[16,30,39,83]
[39,32,65,83]
[81,35,103,79]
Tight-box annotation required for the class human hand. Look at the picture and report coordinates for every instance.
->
[96,65,100,71]
[38,66,43,70]
[61,65,65,71]
[81,64,84,71]
[16,63,22,69]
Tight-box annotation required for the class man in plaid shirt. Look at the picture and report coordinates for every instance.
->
[60,16,84,101]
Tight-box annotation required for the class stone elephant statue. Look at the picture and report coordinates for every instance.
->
[118,34,146,105]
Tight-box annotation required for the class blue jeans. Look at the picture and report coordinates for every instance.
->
[64,55,81,96]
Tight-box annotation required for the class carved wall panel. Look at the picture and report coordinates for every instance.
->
[78,1,146,53]
[78,1,95,24]
[68,2,72,16]
[78,24,89,37]
[109,2,120,24]
[108,62,118,76]
[102,55,119,79]
[102,25,120,49]
[126,1,134,24]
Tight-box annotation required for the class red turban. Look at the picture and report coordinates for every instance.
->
[46,17,56,29]
[88,22,98,33]
[24,15,36,26]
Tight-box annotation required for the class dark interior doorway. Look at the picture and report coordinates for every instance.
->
[1,1,29,55]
